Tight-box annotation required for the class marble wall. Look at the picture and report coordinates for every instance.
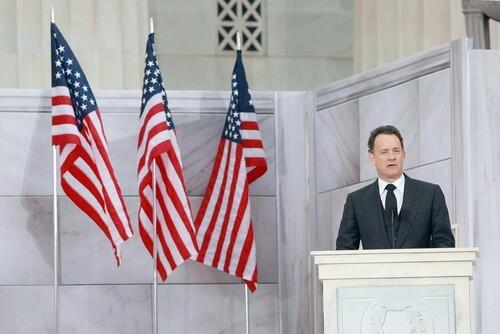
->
[275,91,316,334]
[466,51,500,334]
[0,0,352,91]
[125,0,353,91]
[0,89,278,333]
[0,0,149,89]
[353,0,500,74]
[353,0,466,73]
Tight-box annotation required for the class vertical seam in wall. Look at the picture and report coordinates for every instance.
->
[463,44,473,248]
[273,91,283,334]
[450,45,458,243]
[451,38,473,248]
[308,90,320,334]
[462,39,478,334]
[303,90,312,334]
[450,38,478,332]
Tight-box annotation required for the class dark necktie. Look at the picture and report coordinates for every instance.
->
[384,184,398,247]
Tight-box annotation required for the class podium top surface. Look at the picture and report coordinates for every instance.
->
[311,247,479,265]
[312,248,478,280]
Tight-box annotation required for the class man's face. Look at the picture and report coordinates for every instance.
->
[369,134,406,182]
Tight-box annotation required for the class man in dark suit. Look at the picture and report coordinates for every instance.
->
[336,125,455,250]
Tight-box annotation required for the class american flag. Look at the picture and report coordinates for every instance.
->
[50,23,133,264]
[195,50,267,291]
[137,33,198,281]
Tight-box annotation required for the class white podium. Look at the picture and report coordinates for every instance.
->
[311,248,478,334]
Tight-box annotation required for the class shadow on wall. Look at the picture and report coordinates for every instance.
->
[21,108,54,279]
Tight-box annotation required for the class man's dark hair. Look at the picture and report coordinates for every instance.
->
[368,125,404,153]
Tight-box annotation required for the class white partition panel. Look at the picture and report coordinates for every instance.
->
[0,89,278,333]
[466,50,500,334]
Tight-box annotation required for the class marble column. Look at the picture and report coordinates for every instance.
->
[0,0,148,89]
[353,0,468,73]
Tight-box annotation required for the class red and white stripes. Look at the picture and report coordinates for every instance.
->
[52,85,133,264]
[240,112,267,183]
[195,138,259,290]
[137,93,198,281]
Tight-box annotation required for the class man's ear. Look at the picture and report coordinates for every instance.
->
[368,152,375,166]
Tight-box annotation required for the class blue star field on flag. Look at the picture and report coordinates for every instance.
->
[222,50,254,143]
[51,23,97,131]
[141,33,174,130]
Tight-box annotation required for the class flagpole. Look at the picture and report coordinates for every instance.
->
[51,6,55,24]
[149,16,158,334]
[152,163,158,334]
[236,31,250,334]
[52,145,59,334]
[51,7,60,334]
[237,31,242,51]
[244,281,250,334]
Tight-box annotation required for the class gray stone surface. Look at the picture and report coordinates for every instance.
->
[316,100,360,192]
[0,112,52,196]
[158,284,279,334]
[0,197,53,285]
[0,286,54,334]
[59,285,151,334]
[418,69,452,164]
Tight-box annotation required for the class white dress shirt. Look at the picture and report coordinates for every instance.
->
[378,174,405,214]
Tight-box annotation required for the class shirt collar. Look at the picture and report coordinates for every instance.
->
[378,174,405,195]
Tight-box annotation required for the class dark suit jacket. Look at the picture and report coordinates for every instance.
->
[336,175,455,250]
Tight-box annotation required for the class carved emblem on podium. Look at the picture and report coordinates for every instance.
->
[361,299,434,334]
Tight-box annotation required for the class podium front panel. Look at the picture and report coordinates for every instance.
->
[335,285,455,334]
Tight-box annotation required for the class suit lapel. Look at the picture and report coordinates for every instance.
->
[361,180,391,248]
[396,175,422,248]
